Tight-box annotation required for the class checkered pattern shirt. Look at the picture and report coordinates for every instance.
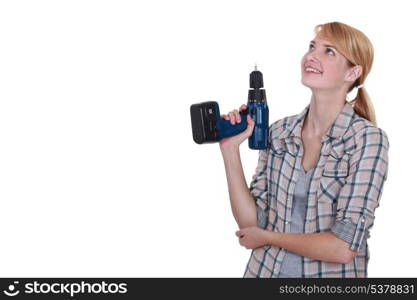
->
[243,101,390,278]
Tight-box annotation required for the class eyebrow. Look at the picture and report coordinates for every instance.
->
[310,40,337,49]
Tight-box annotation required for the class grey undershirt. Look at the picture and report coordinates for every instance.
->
[278,167,314,278]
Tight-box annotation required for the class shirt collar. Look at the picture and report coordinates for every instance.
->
[280,101,355,143]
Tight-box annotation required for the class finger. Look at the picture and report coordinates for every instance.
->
[233,109,241,123]
[239,104,247,111]
[247,114,255,126]
[243,117,252,134]
[228,112,236,124]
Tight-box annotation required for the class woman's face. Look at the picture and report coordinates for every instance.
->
[301,36,354,91]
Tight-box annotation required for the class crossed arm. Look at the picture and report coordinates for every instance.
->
[235,227,358,264]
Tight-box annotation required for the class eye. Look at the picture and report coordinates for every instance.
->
[326,48,335,55]
[309,44,314,50]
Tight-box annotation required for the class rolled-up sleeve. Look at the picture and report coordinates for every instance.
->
[331,127,389,251]
[249,148,269,229]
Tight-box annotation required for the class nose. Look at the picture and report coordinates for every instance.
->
[305,50,318,63]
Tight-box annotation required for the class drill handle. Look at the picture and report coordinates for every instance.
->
[217,109,248,139]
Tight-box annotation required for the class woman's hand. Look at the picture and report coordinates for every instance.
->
[235,226,270,250]
[219,104,255,153]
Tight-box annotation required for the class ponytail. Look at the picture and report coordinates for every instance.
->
[351,86,377,126]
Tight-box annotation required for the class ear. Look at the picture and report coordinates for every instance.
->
[345,65,362,84]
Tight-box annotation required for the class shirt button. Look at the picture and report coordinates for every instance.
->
[285,221,290,224]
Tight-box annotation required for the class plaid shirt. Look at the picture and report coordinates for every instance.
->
[243,101,389,278]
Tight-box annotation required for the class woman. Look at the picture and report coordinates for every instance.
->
[219,22,389,278]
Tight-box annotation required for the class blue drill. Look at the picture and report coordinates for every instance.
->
[190,65,269,150]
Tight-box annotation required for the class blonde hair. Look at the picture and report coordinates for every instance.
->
[314,22,377,126]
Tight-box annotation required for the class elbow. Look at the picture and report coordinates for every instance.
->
[329,232,359,264]
[338,248,358,264]
[237,205,260,229]
[236,215,257,230]
[238,221,257,230]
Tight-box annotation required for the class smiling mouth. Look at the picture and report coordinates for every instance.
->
[304,67,322,74]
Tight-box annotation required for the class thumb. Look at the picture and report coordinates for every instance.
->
[245,115,255,132]
[247,114,255,126]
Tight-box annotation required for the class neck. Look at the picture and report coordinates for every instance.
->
[303,89,347,138]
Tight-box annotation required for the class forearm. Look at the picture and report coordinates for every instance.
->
[265,231,352,264]
[221,147,257,229]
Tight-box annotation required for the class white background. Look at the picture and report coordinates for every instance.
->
[0,0,415,277]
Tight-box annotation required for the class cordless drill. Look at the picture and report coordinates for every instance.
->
[190,66,269,150]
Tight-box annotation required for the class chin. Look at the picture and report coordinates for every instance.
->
[301,78,321,89]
